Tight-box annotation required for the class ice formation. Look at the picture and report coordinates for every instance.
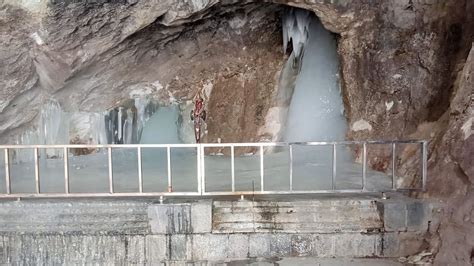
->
[283,13,347,142]
[14,100,68,162]
[140,105,181,144]
[104,97,155,144]
[282,8,311,62]
[13,96,156,162]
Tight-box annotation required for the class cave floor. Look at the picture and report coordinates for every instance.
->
[0,147,393,194]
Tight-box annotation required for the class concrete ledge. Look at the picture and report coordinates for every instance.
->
[0,233,387,264]
[213,199,383,233]
[0,235,146,265]
[0,200,150,234]
[0,196,439,264]
[376,198,443,233]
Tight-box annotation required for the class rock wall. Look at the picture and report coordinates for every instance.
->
[0,1,288,145]
[0,0,473,264]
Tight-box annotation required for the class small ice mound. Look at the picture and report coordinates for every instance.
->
[140,105,181,144]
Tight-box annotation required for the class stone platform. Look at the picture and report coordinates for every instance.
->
[0,194,442,265]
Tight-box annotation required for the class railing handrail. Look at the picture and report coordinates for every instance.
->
[0,140,428,198]
[0,139,426,149]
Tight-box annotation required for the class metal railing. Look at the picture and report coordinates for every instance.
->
[0,140,428,198]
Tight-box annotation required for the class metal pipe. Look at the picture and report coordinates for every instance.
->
[231,146,235,192]
[0,139,426,150]
[362,143,367,191]
[4,149,10,194]
[332,144,337,190]
[0,189,386,199]
[260,146,264,192]
[201,145,206,193]
[289,145,293,191]
[63,147,69,194]
[392,143,396,190]
[167,146,172,192]
[34,148,40,194]
[108,147,114,194]
[196,146,201,194]
[137,147,143,193]
[422,141,428,191]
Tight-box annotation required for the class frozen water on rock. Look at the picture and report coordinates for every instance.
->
[282,11,351,170]
[284,15,346,142]
[140,105,181,144]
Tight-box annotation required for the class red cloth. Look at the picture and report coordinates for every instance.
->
[195,100,203,113]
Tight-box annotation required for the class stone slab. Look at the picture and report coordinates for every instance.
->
[148,204,191,234]
[213,199,383,234]
[191,200,213,233]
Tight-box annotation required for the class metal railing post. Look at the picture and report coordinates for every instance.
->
[231,145,235,192]
[422,141,428,191]
[34,148,40,194]
[197,145,201,194]
[260,145,264,192]
[201,145,206,194]
[362,143,367,191]
[332,144,337,190]
[63,147,69,194]
[392,143,396,190]
[289,144,293,191]
[137,147,143,193]
[167,146,172,192]
[4,149,10,194]
[107,147,114,194]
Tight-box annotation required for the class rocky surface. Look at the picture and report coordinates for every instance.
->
[0,0,473,264]
[430,46,473,266]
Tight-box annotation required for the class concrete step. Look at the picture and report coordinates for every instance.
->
[0,196,442,264]
[213,199,383,233]
[0,200,150,234]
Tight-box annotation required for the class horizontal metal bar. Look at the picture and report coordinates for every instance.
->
[0,192,203,199]
[0,188,428,199]
[200,189,424,196]
[0,144,201,149]
[0,140,427,149]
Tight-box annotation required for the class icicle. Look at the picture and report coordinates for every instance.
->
[282,8,311,59]
[117,107,123,143]
[123,109,134,144]
[98,112,109,145]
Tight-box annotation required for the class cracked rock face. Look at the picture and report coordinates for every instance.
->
[0,0,473,264]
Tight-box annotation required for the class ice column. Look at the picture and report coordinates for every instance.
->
[283,12,347,142]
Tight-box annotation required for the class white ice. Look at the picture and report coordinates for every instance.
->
[284,16,346,142]
[283,8,311,59]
